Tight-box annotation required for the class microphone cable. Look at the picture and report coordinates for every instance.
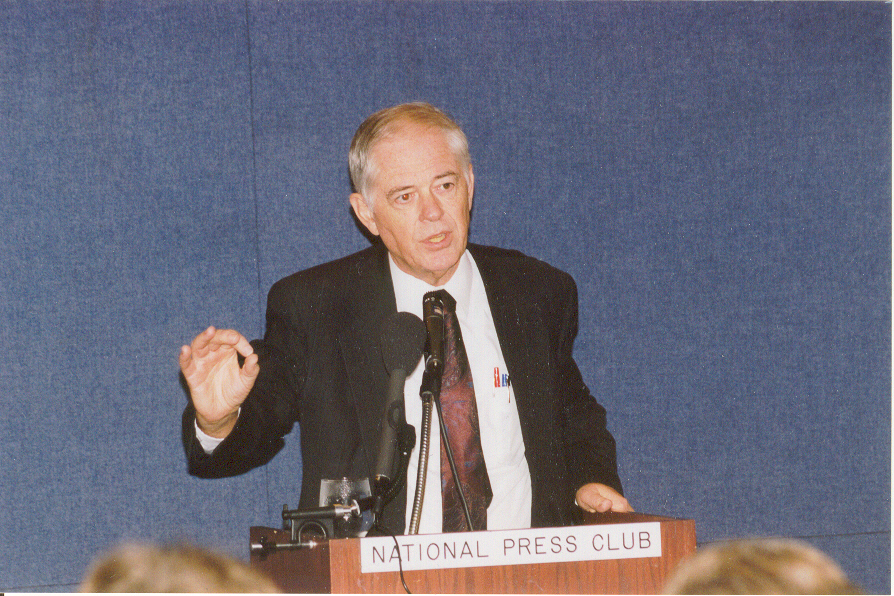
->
[369,519,412,594]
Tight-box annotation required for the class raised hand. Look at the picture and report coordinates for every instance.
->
[179,326,259,438]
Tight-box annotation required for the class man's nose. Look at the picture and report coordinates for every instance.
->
[419,190,444,221]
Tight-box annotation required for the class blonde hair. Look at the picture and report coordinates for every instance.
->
[348,102,470,203]
[662,538,862,595]
[80,542,280,593]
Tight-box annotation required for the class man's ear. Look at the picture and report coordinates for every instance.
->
[466,164,475,211]
[350,193,379,236]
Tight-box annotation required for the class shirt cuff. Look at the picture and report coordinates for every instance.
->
[194,408,240,454]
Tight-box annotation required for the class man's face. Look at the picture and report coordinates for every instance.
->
[350,123,474,287]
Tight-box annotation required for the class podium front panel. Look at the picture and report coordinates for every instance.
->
[251,513,696,594]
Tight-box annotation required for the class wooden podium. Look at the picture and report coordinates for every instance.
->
[250,512,696,594]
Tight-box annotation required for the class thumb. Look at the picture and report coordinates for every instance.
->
[241,352,260,381]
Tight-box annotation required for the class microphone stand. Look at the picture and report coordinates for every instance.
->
[254,420,417,555]
[408,366,440,534]
[408,351,477,534]
[251,499,375,556]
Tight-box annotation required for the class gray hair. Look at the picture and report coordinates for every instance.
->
[349,102,471,205]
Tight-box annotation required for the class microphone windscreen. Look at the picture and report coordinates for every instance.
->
[380,311,427,374]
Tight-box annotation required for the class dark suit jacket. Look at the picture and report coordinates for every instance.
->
[183,242,622,532]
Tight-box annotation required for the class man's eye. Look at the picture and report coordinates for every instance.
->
[395,193,412,203]
[440,182,454,191]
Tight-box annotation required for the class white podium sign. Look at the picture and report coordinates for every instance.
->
[360,522,662,573]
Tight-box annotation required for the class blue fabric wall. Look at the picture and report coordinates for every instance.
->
[0,1,889,592]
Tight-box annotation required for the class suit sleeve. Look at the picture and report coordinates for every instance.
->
[553,274,624,496]
[182,281,306,478]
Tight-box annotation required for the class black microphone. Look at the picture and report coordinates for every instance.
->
[374,311,426,487]
[422,291,446,374]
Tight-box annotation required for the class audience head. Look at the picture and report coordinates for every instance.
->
[662,537,862,595]
[80,542,280,593]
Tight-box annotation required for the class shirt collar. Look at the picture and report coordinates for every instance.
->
[390,250,473,317]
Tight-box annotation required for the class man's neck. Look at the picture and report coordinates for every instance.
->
[389,251,473,317]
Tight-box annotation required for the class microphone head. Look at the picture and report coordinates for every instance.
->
[380,311,427,374]
[423,291,446,318]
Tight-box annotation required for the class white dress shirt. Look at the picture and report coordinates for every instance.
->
[391,250,532,534]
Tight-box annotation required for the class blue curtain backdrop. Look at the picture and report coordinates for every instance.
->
[0,1,889,592]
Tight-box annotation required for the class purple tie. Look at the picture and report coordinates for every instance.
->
[434,290,492,532]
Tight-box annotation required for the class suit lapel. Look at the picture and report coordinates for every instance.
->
[335,245,397,477]
[469,245,549,436]
[471,245,561,526]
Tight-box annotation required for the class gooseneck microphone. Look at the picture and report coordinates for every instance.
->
[374,311,426,488]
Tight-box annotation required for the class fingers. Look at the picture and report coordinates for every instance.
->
[597,492,633,513]
[233,333,254,358]
[606,497,634,513]
[179,327,257,390]
[188,326,254,358]
[587,494,613,513]
[178,344,192,368]
[178,344,198,377]
[189,326,217,352]
[576,483,635,514]
[575,484,601,513]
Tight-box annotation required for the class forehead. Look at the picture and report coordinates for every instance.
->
[367,123,460,187]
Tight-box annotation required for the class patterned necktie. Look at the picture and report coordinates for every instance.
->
[431,289,493,532]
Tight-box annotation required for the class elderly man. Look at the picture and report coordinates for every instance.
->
[180,103,631,535]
